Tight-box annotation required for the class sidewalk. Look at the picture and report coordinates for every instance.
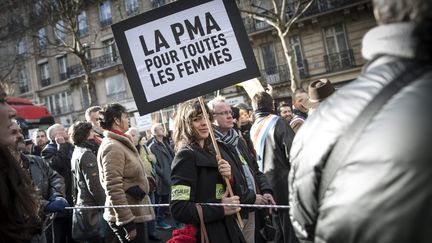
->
[149,215,176,242]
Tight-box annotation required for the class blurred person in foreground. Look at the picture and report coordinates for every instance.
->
[288,0,432,242]
[0,84,41,242]
[98,103,154,243]
[9,120,67,243]
[126,127,161,241]
[170,99,245,242]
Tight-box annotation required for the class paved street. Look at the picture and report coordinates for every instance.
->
[149,216,175,242]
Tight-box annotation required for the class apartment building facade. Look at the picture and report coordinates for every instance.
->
[232,0,376,105]
[2,0,376,129]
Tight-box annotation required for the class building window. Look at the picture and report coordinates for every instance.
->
[100,0,112,27]
[39,62,50,87]
[255,19,269,30]
[37,27,46,50]
[324,24,348,53]
[55,20,66,42]
[17,39,26,56]
[125,0,139,15]
[105,74,126,101]
[103,38,117,62]
[19,70,29,94]
[260,43,281,84]
[323,24,354,72]
[46,91,73,116]
[80,85,90,109]
[318,0,337,12]
[85,48,92,62]
[290,36,308,79]
[152,0,165,8]
[57,56,68,80]
[78,11,88,37]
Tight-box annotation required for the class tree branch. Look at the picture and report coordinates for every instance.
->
[283,0,314,36]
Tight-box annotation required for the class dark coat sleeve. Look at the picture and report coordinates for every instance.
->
[149,143,169,183]
[238,139,272,194]
[276,119,295,164]
[32,156,65,208]
[80,151,106,206]
[219,144,256,205]
[41,143,73,174]
[170,149,225,224]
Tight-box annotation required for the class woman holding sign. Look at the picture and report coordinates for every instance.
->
[170,99,246,243]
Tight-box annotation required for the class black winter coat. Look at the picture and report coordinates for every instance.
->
[170,143,246,243]
[149,139,174,195]
[22,154,65,209]
[41,142,74,207]
[237,138,272,195]
[71,141,105,207]
[252,113,295,206]
[289,23,432,243]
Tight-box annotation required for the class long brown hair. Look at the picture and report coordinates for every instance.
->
[173,99,213,152]
[0,147,40,242]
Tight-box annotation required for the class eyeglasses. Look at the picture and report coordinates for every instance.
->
[213,110,233,116]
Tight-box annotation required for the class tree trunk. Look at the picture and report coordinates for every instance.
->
[279,33,300,93]
[87,75,98,106]
[80,57,98,106]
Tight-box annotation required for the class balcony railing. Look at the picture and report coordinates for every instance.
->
[67,53,121,78]
[41,78,51,87]
[127,6,139,16]
[324,49,356,72]
[301,0,368,17]
[260,64,290,85]
[244,0,368,34]
[242,19,271,33]
[100,18,112,27]
[107,91,126,102]
[152,0,165,8]
[59,72,68,80]
[260,61,308,85]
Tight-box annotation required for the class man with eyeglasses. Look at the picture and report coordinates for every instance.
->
[208,96,275,243]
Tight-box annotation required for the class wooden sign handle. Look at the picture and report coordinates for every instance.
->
[197,96,244,228]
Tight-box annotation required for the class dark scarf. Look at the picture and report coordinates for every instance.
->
[214,127,239,148]
[293,109,308,120]
[77,139,99,155]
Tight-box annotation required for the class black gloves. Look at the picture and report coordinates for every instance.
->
[125,185,146,201]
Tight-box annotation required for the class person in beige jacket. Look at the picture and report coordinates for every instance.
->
[97,103,154,243]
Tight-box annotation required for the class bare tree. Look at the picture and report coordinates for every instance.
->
[0,1,27,94]
[31,0,101,105]
[239,0,314,92]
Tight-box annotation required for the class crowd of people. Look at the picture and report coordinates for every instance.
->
[1,0,431,242]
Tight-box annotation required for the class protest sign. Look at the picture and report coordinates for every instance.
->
[112,0,259,115]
